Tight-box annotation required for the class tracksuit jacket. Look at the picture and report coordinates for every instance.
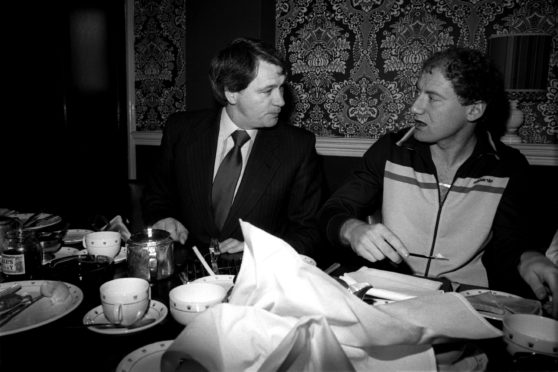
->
[320,128,530,290]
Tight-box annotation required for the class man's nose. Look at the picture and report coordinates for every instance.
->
[274,90,285,107]
[411,94,424,114]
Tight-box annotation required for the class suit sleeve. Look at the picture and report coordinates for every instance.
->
[281,133,324,256]
[141,115,182,226]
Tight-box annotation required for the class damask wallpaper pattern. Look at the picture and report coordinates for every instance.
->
[134,0,557,144]
[134,0,186,131]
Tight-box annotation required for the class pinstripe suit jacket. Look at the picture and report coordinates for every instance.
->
[142,109,324,256]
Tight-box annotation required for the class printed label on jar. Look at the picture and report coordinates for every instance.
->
[1,253,26,275]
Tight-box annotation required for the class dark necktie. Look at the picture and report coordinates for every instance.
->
[212,130,250,231]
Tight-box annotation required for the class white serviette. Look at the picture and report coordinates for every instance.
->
[161,220,501,372]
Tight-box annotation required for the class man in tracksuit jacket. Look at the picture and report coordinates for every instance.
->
[319,47,557,317]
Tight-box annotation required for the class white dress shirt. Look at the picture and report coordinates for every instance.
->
[213,108,257,197]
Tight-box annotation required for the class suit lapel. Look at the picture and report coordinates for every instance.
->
[220,127,281,236]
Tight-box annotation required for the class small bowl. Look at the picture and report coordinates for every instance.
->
[502,314,558,357]
[83,231,121,259]
[169,283,226,325]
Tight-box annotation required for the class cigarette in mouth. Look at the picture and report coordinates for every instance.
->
[396,125,416,147]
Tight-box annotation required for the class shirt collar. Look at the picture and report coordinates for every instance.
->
[220,108,258,140]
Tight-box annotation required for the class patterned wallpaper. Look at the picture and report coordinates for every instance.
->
[134,0,557,144]
[134,0,186,131]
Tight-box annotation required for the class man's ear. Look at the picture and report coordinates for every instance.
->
[466,101,486,121]
[225,90,237,105]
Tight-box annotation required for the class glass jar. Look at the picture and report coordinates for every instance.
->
[1,229,42,280]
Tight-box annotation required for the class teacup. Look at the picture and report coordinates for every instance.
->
[100,277,150,326]
[83,231,121,259]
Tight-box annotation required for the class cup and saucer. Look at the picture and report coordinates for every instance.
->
[82,278,167,335]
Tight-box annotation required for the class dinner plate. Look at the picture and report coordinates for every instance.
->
[0,280,83,336]
[83,300,167,335]
[79,245,128,264]
[8,212,63,231]
[116,340,173,372]
[192,274,235,291]
[63,229,94,244]
[460,289,523,321]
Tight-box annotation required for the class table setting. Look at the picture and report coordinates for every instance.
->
[1,209,557,371]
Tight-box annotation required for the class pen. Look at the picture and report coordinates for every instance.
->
[408,252,449,261]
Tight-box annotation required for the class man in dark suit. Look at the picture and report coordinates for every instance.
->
[142,37,323,259]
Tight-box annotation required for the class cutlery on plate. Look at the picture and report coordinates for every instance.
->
[408,252,449,261]
[22,212,44,228]
[0,284,22,300]
[82,318,156,329]
[0,294,44,327]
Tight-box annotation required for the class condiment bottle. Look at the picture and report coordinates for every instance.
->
[1,229,42,280]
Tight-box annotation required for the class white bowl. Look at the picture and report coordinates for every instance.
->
[83,231,121,259]
[169,283,226,325]
[502,314,558,357]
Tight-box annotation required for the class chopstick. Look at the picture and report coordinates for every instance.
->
[192,246,216,276]
[408,252,449,261]
[395,125,416,146]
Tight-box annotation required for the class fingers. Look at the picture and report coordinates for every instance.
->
[348,222,407,263]
[152,218,188,244]
[219,238,244,254]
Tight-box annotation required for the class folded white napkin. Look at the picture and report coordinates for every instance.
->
[107,215,131,242]
[162,220,501,372]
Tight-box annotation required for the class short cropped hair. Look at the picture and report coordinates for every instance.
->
[421,47,509,136]
[209,37,286,105]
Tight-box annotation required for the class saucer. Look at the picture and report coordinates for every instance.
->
[78,245,127,264]
[82,300,167,335]
[116,340,173,372]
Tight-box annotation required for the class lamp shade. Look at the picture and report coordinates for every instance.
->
[488,33,551,92]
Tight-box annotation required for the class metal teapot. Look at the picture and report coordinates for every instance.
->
[127,228,174,281]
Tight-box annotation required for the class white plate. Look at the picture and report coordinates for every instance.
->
[83,300,167,335]
[63,229,94,244]
[116,340,173,372]
[192,274,234,291]
[0,280,83,336]
[460,289,523,321]
[42,247,81,265]
[8,212,63,231]
[78,245,127,263]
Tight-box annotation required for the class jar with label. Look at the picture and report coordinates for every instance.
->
[1,229,42,280]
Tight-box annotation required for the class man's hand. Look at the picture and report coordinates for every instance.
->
[340,218,409,263]
[217,238,245,254]
[152,217,188,244]
[519,250,558,318]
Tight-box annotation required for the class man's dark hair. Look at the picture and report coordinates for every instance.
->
[209,37,286,105]
[421,47,509,138]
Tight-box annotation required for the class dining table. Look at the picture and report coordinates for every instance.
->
[0,219,556,371]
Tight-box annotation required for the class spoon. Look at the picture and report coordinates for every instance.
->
[83,317,156,329]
